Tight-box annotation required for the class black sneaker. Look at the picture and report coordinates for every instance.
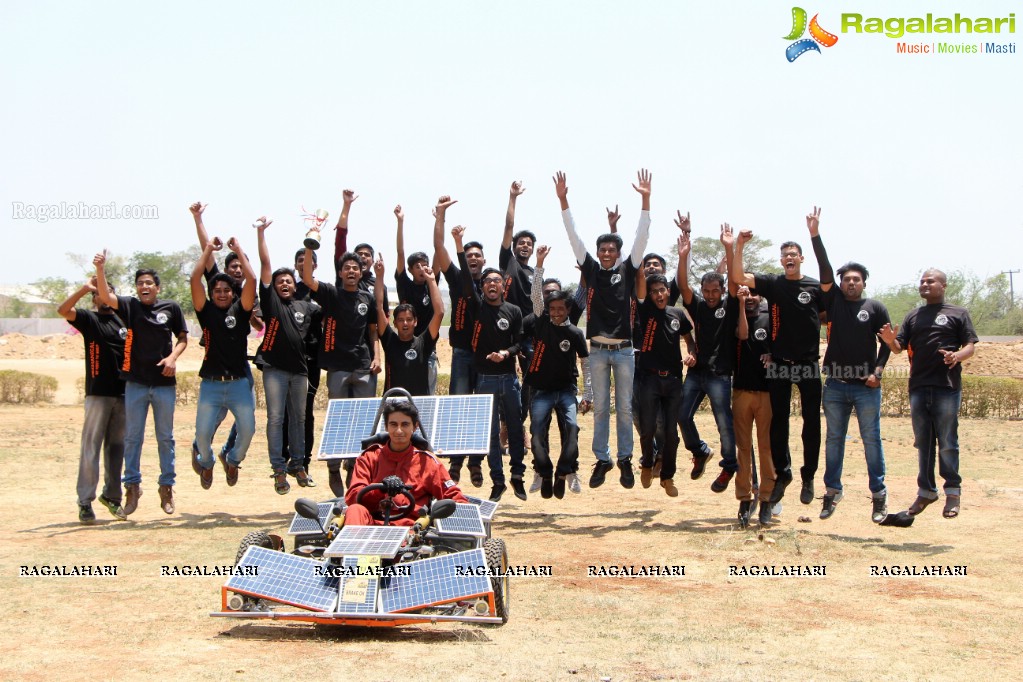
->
[469,465,485,488]
[820,491,843,519]
[871,494,888,523]
[618,458,635,489]
[588,460,615,488]
[690,453,710,480]
[768,470,793,505]
[711,469,734,493]
[447,461,462,483]
[78,504,96,525]
[749,487,760,519]
[540,477,554,499]
[800,479,815,505]
[98,494,126,520]
[738,500,752,529]
[553,476,566,499]
[758,501,774,526]
[489,483,507,502]
[510,478,527,501]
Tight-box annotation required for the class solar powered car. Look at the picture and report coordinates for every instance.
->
[211,391,510,626]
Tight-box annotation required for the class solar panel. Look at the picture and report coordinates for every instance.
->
[287,502,336,536]
[317,395,492,460]
[380,548,492,613]
[435,503,487,537]
[463,495,499,522]
[227,546,339,612]
[324,525,411,558]
[334,556,380,615]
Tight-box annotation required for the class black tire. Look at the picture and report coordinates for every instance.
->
[235,529,275,565]
[483,538,510,624]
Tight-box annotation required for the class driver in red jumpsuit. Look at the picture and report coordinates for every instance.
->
[344,399,468,526]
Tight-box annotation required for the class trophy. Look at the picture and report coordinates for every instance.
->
[302,208,329,250]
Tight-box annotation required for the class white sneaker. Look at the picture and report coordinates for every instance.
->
[529,472,543,494]
[567,472,582,494]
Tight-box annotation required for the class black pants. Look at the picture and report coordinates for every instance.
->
[637,371,683,481]
[766,361,821,483]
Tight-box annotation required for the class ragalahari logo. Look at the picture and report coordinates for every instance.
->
[784,7,839,61]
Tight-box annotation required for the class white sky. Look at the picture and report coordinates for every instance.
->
[1,0,1020,291]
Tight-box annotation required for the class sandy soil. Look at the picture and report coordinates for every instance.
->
[2,333,1022,680]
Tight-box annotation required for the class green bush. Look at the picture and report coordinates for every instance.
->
[0,370,58,404]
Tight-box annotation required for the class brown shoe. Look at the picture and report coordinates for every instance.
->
[661,478,679,497]
[192,452,213,490]
[640,466,654,489]
[158,484,175,514]
[907,495,936,516]
[123,484,142,516]
[218,452,239,487]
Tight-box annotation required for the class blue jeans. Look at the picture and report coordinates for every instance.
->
[195,378,256,469]
[476,373,525,485]
[589,346,635,463]
[909,387,962,499]
[822,379,886,496]
[447,347,483,470]
[263,367,307,473]
[529,387,579,477]
[678,369,737,473]
[123,381,176,486]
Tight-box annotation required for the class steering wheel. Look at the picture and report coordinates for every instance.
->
[355,482,416,520]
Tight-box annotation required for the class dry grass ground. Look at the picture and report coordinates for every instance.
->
[1,337,1022,680]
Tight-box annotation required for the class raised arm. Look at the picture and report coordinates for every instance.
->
[393,204,406,276]
[334,188,358,270]
[189,201,216,272]
[531,245,550,316]
[57,279,96,321]
[423,265,444,340]
[228,236,257,311]
[606,204,620,234]
[554,171,587,265]
[301,246,319,294]
[93,250,119,310]
[629,169,652,267]
[373,255,389,331]
[720,223,738,296]
[731,230,757,289]
[256,217,273,286]
[676,215,694,305]
[452,225,479,303]
[432,195,458,272]
[191,239,221,312]
[806,206,833,292]
[736,286,750,340]
[501,181,526,251]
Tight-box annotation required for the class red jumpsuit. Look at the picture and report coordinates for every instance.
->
[344,443,468,526]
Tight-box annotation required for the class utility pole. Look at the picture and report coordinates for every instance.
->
[1003,269,1020,306]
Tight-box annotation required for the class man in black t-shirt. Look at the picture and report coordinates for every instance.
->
[257,220,320,495]
[635,274,696,497]
[880,268,978,520]
[95,256,188,517]
[732,207,834,506]
[188,237,258,491]
[374,255,443,397]
[525,246,591,499]
[499,181,536,426]
[678,225,740,493]
[555,169,652,490]
[393,203,441,394]
[453,225,524,502]
[58,277,127,523]
[819,262,892,522]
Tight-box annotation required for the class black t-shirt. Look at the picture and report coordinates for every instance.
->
[636,300,693,378]
[116,295,187,387]
[258,283,318,375]
[442,261,477,351]
[733,309,771,392]
[752,274,823,363]
[525,315,589,391]
[580,253,638,340]
[196,300,253,379]
[896,303,979,391]
[821,290,891,382]
[459,252,522,375]
[381,325,437,396]
[395,270,438,338]
[69,309,126,397]
[499,245,535,317]
[311,281,374,372]
[684,292,740,374]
